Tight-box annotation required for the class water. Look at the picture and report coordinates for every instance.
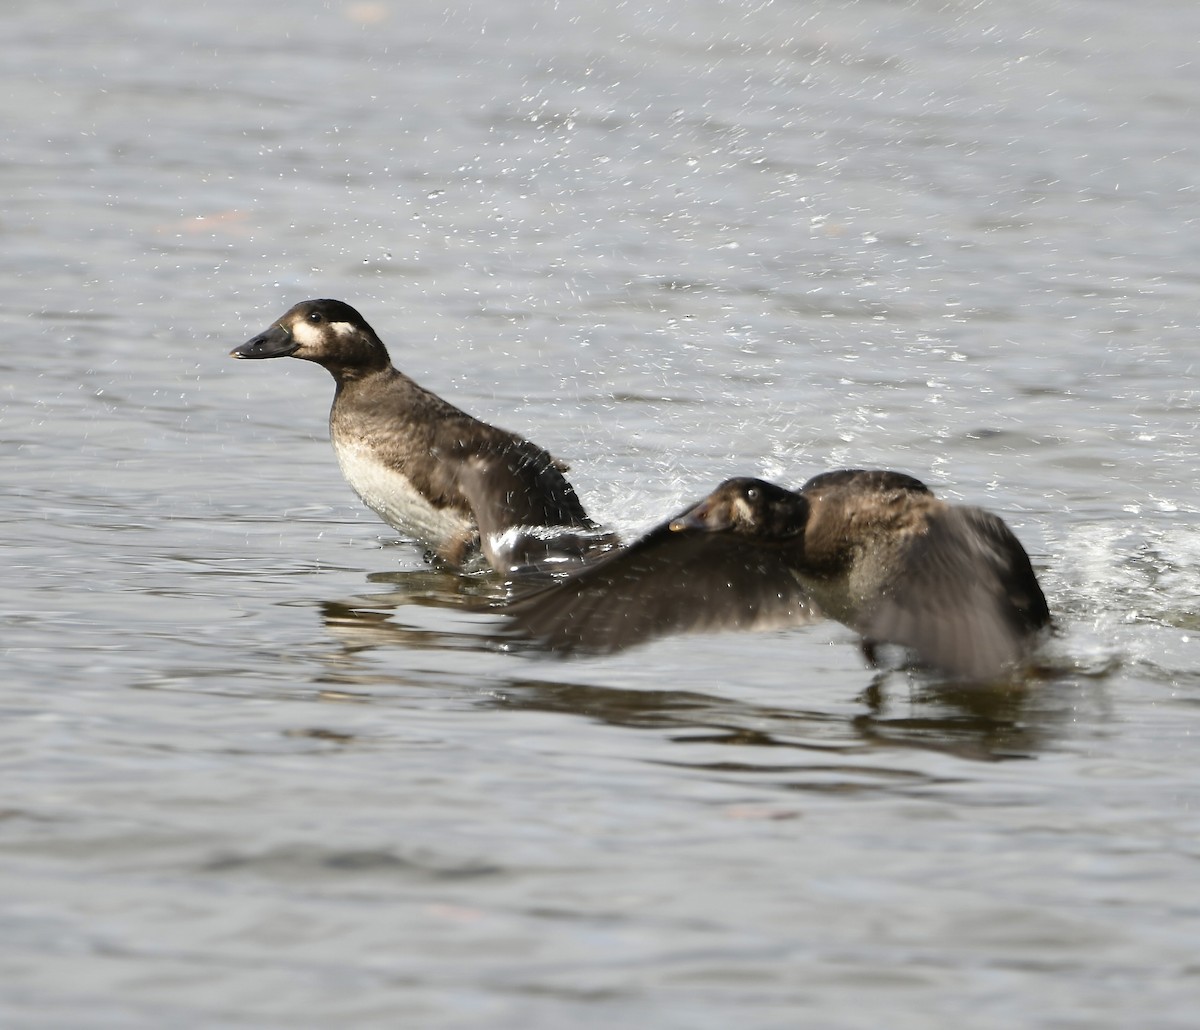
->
[3,0,1199,1025]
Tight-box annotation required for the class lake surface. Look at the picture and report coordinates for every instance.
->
[3,0,1199,1026]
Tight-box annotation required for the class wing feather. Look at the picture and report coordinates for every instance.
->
[504,512,814,655]
[863,506,1050,679]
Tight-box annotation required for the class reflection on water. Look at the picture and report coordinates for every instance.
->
[314,569,1071,765]
[853,678,1069,764]
[318,566,507,656]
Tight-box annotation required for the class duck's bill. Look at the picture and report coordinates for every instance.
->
[230,324,297,359]
[669,499,730,533]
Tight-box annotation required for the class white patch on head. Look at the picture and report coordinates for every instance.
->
[734,495,754,524]
[333,439,472,552]
[289,318,358,351]
[290,320,325,348]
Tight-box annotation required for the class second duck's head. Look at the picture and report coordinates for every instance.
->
[231,299,390,379]
[669,477,809,541]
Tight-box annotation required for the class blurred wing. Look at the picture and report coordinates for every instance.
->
[457,449,617,572]
[863,506,1051,680]
[456,441,594,529]
[503,515,815,655]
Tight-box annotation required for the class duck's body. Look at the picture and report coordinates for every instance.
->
[232,299,615,571]
[506,470,1051,681]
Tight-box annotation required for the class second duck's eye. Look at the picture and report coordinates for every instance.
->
[745,487,760,502]
[307,311,324,324]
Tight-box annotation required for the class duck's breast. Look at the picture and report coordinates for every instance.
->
[333,437,473,553]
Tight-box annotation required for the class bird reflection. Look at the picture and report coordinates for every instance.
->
[318,568,506,655]
[489,675,1062,765]
[852,677,1057,762]
[312,573,1066,764]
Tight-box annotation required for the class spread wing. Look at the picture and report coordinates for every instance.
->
[502,513,815,655]
[863,506,1051,680]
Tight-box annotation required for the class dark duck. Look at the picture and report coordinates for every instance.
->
[231,299,615,572]
[504,470,1051,681]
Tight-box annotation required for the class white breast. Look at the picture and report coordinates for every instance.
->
[333,440,472,553]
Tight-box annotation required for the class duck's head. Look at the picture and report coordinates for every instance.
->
[231,299,390,377]
[669,477,809,540]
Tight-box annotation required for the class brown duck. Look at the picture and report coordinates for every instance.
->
[232,299,615,571]
[505,470,1051,681]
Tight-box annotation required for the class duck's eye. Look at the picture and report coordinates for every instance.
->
[745,487,760,502]
[307,311,324,324]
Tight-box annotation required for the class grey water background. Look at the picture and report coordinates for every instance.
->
[3,0,1199,1025]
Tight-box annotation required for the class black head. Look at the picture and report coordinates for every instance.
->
[669,477,809,539]
[230,299,390,376]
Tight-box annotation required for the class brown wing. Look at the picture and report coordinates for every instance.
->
[453,435,596,528]
[502,511,815,655]
[455,447,617,571]
[862,505,1051,680]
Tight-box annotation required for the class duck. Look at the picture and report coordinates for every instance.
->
[231,299,616,571]
[504,469,1051,681]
